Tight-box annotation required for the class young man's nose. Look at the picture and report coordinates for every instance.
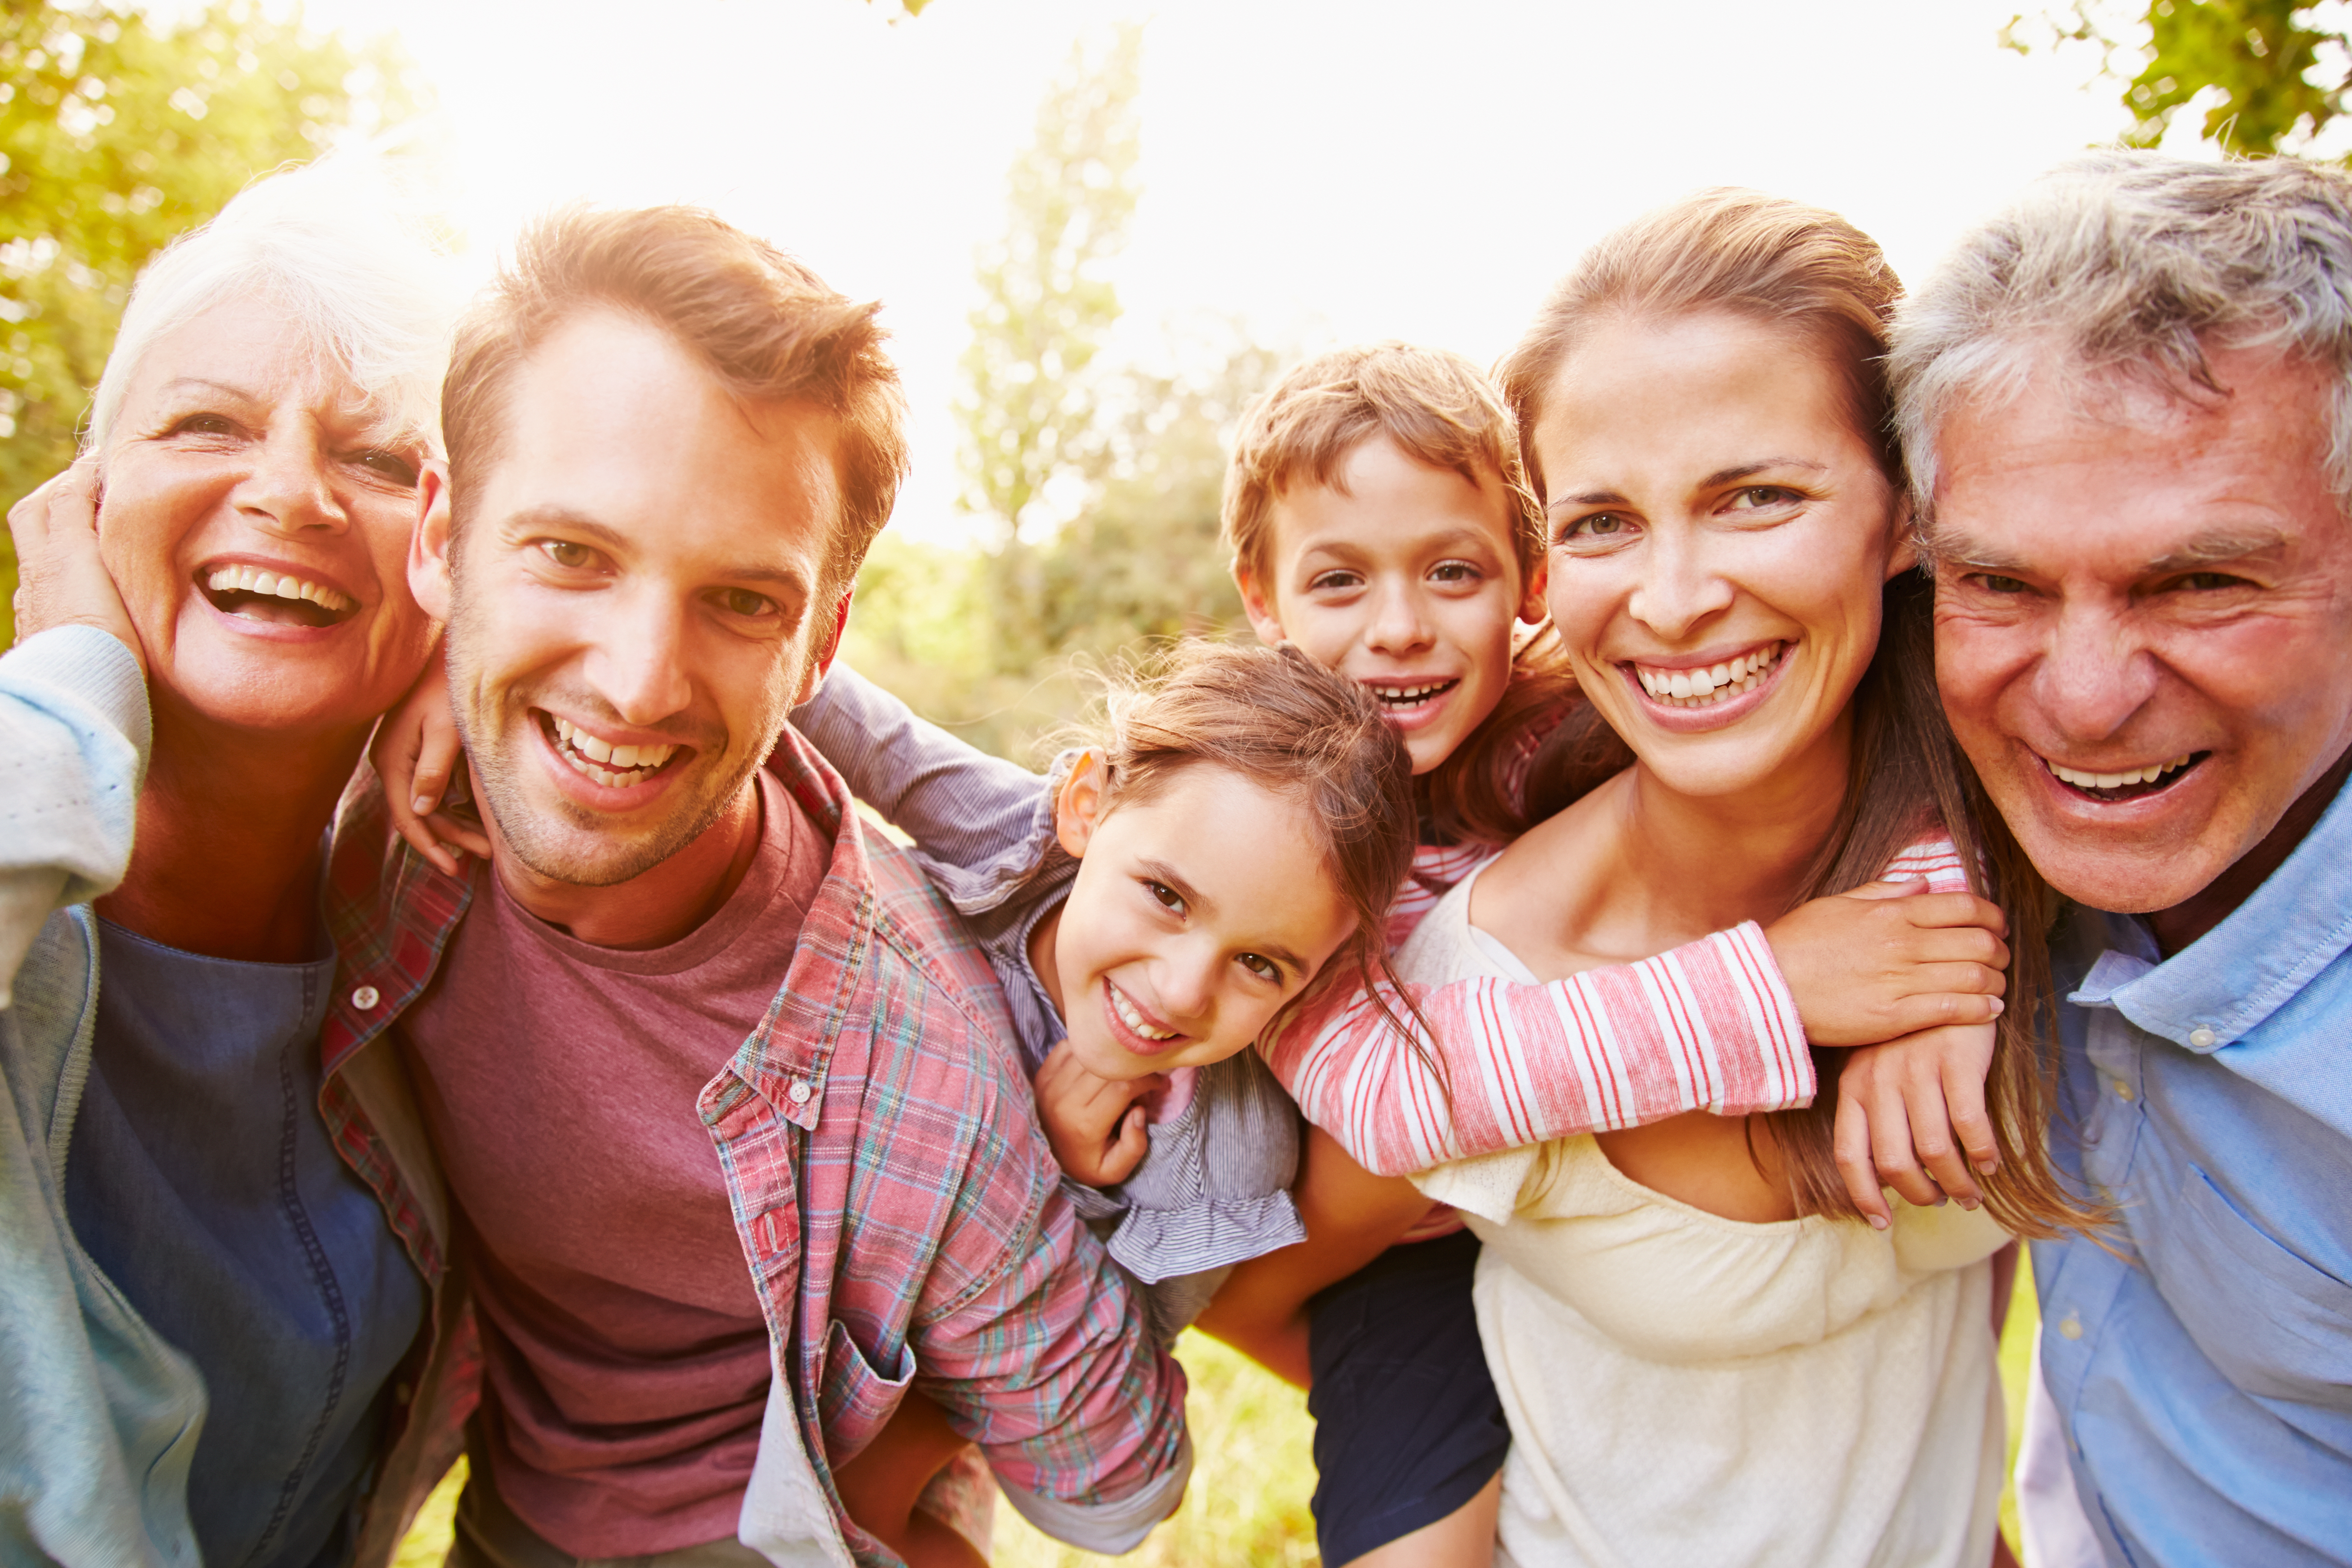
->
[1625,534,1734,642]
[583,593,696,727]
[233,430,347,536]
[2027,602,2161,746]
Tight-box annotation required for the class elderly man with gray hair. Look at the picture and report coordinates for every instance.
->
[1890,151,2352,1566]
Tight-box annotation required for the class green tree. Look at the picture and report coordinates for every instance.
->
[2006,0,2351,154]
[956,21,1142,673]
[2,0,416,642]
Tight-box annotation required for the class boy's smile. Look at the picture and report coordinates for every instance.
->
[1240,435,1545,774]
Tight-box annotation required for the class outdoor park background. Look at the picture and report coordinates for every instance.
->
[6,0,2343,1559]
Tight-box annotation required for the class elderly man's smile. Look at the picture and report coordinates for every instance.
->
[2036,749,2208,804]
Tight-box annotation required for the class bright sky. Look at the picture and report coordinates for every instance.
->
[301,0,2143,542]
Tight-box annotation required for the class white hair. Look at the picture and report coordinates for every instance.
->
[84,149,461,458]
[1890,150,2352,531]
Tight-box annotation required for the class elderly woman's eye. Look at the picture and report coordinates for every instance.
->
[356,449,420,486]
[169,413,238,438]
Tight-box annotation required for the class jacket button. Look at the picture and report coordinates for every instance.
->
[788,1080,813,1105]
[351,985,381,1011]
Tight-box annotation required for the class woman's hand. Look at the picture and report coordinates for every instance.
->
[1833,1020,1999,1227]
[1033,1039,1159,1187]
[7,460,143,673]
[368,639,490,875]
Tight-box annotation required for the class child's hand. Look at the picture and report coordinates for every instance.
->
[370,640,489,876]
[1834,1020,1999,1228]
[1034,1039,1160,1187]
[1765,877,2010,1047]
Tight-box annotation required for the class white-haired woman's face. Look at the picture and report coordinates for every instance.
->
[97,294,437,741]
[1534,309,1911,802]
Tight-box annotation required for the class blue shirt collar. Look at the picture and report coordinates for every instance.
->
[2067,771,2352,1052]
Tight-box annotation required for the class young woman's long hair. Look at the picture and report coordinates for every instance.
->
[1497,189,2093,1238]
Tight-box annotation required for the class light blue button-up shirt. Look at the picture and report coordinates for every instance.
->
[2035,774,2352,1566]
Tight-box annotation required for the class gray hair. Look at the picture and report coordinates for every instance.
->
[85,149,461,459]
[1890,150,2352,531]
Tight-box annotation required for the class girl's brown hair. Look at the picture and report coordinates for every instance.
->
[1088,640,1425,1053]
[1496,189,2092,1238]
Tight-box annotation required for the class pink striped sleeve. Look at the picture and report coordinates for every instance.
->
[1264,921,1814,1178]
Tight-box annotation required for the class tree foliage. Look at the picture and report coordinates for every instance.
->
[2,0,416,642]
[2006,0,2352,154]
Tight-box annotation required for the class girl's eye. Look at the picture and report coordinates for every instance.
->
[1145,880,1186,916]
[719,588,776,617]
[1238,952,1280,982]
[539,539,597,570]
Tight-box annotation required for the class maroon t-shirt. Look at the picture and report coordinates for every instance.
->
[401,770,828,1554]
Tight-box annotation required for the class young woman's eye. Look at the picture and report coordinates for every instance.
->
[1725,485,1800,511]
[1559,513,1632,545]
[1144,880,1186,916]
[717,587,777,618]
[538,539,598,571]
[1238,952,1280,983]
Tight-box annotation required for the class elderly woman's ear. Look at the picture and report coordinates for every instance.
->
[7,459,146,675]
[410,458,457,624]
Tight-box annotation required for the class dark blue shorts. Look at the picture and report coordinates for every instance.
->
[1306,1229,1509,1565]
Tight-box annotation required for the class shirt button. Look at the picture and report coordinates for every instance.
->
[2114,1080,2135,1102]
[350,985,381,1011]
[788,1080,813,1105]
[2188,1025,2218,1049]
[2058,1313,2084,1341]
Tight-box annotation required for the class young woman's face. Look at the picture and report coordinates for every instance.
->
[1048,758,1357,1081]
[1534,310,1910,800]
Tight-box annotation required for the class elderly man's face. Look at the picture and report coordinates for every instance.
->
[1930,344,2352,915]
[412,307,843,888]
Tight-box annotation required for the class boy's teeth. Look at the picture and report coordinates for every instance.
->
[549,715,676,786]
[204,564,355,613]
[1111,985,1176,1041]
[1373,680,1453,705]
[2045,753,2195,791]
[1634,643,1784,707]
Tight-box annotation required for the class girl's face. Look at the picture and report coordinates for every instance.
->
[1534,310,1911,800]
[96,294,438,741]
[1048,757,1357,1082]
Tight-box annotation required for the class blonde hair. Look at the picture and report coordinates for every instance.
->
[1221,341,1543,591]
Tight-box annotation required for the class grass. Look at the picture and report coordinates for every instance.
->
[397,1289,2043,1566]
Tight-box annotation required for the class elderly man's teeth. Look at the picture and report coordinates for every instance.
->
[204,564,355,613]
[2046,754,2194,791]
[550,715,676,786]
[1111,985,1176,1041]
[1635,643,1784,707]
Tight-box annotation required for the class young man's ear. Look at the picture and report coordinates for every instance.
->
[1236,566,1287,650]
[1053,750,1108,859]
[795,588,854,706]
[410,460,456,622]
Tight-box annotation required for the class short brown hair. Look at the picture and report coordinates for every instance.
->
[441,205,909,604]
[1220,342,1542,591]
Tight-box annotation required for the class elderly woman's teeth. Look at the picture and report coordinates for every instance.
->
[1111,985,1176,1041]
[551,715,677,788]
[1635,643,1784,707]
[2046,754,2195,792]
[204,564,355,613]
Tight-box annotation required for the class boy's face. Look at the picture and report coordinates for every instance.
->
[1240,436,1544,774]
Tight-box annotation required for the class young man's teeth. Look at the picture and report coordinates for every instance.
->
[1635,643,1784,707]
[2045,753,2195,791]
[204,564,356,612]
[1111,985,1176,1041]
[550,715,676,787]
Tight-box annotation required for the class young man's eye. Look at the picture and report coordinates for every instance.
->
[1144,880,1186,915]
[538,539,597,570]
[1237,952,1280,983]
[719,588,777,617]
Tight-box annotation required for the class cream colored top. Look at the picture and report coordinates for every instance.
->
[1398,860,2008,1568]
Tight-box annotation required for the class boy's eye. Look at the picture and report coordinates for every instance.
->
[1144,879,1186,916]
[1428,559,1483,585]
[1238,952,1280,983]
[1308,569,1365,593]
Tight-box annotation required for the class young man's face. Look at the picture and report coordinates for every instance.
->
[1239,436,1544,775]
[413,308,845,888]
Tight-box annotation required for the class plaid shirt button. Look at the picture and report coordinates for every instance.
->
[350,985,381,1011]
[788,1080,812,1105]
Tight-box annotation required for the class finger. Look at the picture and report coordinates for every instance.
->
[1943,1052,2001,1179]
[1870,1060,1945,1209]
[1882,989,2006,1035]
[422,813,493,861]
[1894,891,2009,937]
[1839,876,1930,903]
[389,797,462,877]
[1834,1074,1893,1230]
[1100,1103,1151,1184]
[1904,1048,1982,1209]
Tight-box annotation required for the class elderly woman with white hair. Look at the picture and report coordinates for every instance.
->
[1,156,457,1568]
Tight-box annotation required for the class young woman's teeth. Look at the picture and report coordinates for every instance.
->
[2045,753,2195,793]
[204,564,356,613]
[1635,643,1784,707]
[1111,985,1176,1042]
[552,715,676,789]
[1372,680,1456,708]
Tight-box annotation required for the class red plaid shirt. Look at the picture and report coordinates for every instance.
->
[317,728,1190,1567]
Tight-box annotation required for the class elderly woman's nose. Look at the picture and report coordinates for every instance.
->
[234,426,347,534]
[1626,531,1734,641]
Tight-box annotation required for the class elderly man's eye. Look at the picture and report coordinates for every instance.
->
[2178,571,2247,592]
[1975,573,2029,594]
[539,539,596,570]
